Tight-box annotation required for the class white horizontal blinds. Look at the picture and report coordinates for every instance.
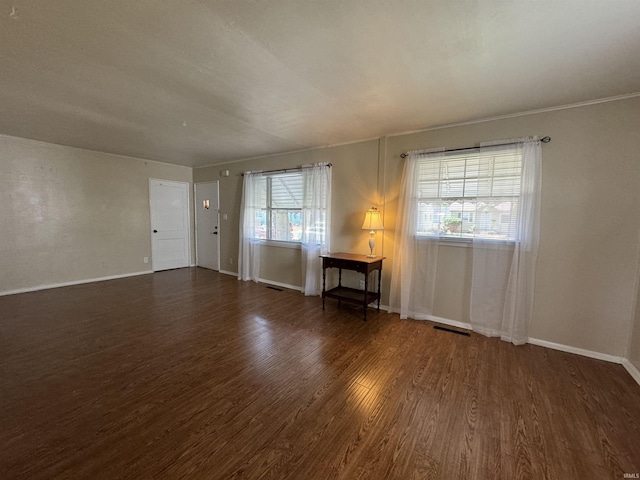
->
[252,176,268,239]
[270,173,303,208]
[302,169,329,246]
[416,148,522,240]
[416,158,442,235]
[255,176,267,205]
[481,150,521,240]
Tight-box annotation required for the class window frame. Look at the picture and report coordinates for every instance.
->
[256,172,304,245]
[414,147,523,244]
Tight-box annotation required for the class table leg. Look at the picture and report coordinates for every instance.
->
[322,266,326,310]
[363,273,369,321]
[377,267,382,310]
[337,268,343,308]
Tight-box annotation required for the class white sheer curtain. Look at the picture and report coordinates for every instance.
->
[389,149,444,319]
[470,138,542,344]
[238,164,331,294]
[301,163,332,296]
[238,172,264,282]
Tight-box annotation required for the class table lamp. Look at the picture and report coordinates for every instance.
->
[361,207,384,257]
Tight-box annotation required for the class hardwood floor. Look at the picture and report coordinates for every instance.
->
[1,268,639,479]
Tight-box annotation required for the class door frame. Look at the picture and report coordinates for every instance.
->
[194,181,220,271]
[149,178,191,272]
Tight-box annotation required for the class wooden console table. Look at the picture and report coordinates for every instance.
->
[320,252,385,320]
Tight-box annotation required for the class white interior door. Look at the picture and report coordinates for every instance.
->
[149,179,190,271]
[195,181,220,271]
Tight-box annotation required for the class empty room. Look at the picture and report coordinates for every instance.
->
[2,1,640,479]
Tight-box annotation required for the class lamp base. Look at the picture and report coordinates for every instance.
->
[367,232,376,258]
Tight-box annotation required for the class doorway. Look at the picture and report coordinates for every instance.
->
[149,179,191,271]
[195,181,220,271]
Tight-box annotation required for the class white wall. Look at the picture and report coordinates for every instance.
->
[194,139,381,288]
[0,135,194,294]
[383,97,640,358]
[197,96,640,360]
[629,274,640,374]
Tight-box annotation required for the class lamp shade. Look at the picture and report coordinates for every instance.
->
[361,207,384,231]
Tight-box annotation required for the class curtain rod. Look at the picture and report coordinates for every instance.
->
[399,136,551,158]
[242,163,332,176]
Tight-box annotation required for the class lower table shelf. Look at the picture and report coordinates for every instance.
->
[324,286,380,306]
[320,252,385,321]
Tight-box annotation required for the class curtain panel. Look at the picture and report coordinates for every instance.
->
[389,149,444,319]
[238,163,331,297]
[301,163,332,296]
[470,138,542,344]
[390,138,542,345]
[238,171,264,283]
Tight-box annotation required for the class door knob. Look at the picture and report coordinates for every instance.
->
[153,230,158,233]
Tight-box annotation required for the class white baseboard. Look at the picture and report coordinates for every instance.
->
[218,270,301,292]
[622,359,640,386]
[258,277,303,293]
[424,314,472,331]
[527,337,623,364]
[385,308,629,366]
[218,269,238,277]
[386,307,472,331]
[0,270,154,297]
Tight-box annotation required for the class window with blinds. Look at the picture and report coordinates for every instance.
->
[253,172,304,242]
[416,147,522,240]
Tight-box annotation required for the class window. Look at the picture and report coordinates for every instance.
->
[252,172,304,243]
[416,147,522,240]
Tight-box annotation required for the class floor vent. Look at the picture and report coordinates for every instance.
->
[433,325,470,337]
[266,286,283,291]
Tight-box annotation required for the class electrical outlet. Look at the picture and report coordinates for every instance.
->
[229,257,233,265]
[222,213,228,220]
[143,257,149,264]
[359,280,365,290]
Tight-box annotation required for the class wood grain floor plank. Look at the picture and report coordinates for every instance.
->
[1,268,639,479]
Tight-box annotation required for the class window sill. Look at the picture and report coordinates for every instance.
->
[258,240,302,250]
[416,236,515,249]
[437,237,473,248]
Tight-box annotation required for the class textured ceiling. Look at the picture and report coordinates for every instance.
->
[1,0,639,167]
